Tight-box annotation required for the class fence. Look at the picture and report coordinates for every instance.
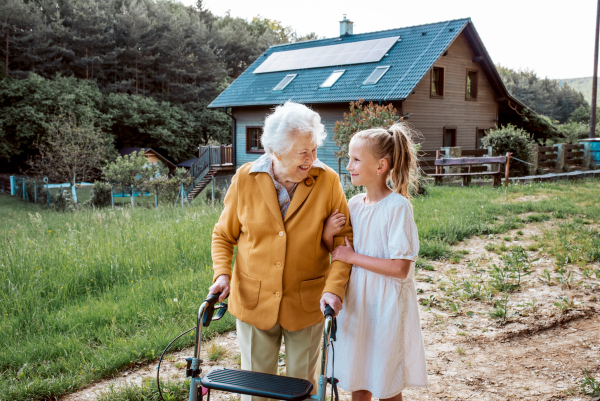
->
[532,142,592,173]
[2,175,222,210]
[0,176,10,194]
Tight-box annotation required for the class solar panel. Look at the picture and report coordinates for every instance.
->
[320,70,345,88]
[273,74,297,91]
[254,36,400,74]
[363,66,390,85]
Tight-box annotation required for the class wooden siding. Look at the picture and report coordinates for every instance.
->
[402,32,498,150]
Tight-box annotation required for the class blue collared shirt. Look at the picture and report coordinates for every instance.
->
[249,153,326,218]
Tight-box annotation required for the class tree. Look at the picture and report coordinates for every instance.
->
[26,110,116,185]
[497,65,587,124]
[333,99,399,161]
[102,149,163,189]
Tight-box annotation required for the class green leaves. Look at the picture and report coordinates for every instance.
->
[332,99,400,161]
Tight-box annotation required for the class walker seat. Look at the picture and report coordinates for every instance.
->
[201,367,313,401]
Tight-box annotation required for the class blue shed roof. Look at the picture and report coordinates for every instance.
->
[208,18,471,108]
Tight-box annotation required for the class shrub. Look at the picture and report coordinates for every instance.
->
[481,124,535,177]
[558,122,591,144]
[205,186,223,202]
[87,181,113,208]
[52,189,77,212]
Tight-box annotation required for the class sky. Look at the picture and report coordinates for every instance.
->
[178,0,598,80]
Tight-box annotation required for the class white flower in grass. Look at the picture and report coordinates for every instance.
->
[173,298,178,302]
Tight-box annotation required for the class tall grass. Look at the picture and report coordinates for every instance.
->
[413,181,600,259]
[0,196,232,400]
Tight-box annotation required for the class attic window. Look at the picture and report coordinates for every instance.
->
[273,74,297,91]
[320,70,345,88]
[363,66,390,85]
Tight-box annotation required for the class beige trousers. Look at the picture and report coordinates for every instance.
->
[236,319,324,401]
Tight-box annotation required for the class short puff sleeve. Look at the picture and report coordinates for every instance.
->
[387,201,419,261]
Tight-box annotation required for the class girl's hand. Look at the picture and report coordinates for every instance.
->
[323,209,346,241]
[331,237,355,264]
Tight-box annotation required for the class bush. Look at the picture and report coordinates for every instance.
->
[52,189,77,212]
[87,181,113,208]
[205,186,223,202]
[558,122,591,144]
[481,124,535,177]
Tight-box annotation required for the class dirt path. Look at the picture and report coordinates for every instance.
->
[62,218,600,401]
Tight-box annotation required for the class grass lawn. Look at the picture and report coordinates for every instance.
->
[1,179,600,400]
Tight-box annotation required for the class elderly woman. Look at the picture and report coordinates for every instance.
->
[208,101,352,401]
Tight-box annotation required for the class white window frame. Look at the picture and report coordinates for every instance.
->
[320,70,345,88]
[273,74,297,91]
[362,66,390,85]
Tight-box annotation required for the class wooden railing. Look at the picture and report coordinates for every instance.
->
[186,145,233,180]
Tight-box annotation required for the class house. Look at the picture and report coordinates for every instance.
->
[207,17,546,173]
[118,147,178,174]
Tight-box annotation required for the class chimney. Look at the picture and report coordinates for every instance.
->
[340,15,353,36]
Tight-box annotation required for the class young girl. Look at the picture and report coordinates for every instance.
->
[324,123,427,401]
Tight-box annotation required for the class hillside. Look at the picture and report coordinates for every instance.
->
[559,76,594,103]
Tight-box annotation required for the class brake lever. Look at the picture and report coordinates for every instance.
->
[212,303,228,321]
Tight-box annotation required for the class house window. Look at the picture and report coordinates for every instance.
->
[443,127,456,147]
[466,69,478,100]
[363,66,390,85]
[476,128,487,149]
[273,74,296,91]
[246,127,264,153]
[431,67,444,97]
[320,70,345,88]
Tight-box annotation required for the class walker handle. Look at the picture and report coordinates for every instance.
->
[324,305,335,318]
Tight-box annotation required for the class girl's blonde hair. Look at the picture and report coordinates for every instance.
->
[352,122,419,198]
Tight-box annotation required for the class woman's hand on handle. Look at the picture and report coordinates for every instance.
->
[209,275,230,302]
[320,292,343,317]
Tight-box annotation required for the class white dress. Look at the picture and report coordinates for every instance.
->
[328,192,428,398]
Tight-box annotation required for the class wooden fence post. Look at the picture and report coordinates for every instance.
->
[440,146,462,174]
[530,144,539,175]
[580,140,592,168]
[554,144,566,171]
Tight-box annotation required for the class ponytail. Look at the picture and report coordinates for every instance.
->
[352,122,420,198]
[388,123,418,198]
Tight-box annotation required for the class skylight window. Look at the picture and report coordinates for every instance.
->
[320,70,345,88]
[273,74,297,91]
[363,66,390,85]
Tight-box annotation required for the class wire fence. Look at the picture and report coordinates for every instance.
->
[3,176,222,211]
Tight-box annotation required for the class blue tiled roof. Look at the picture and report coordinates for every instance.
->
[208,18,471,108]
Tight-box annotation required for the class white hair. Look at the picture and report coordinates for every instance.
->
[261,101,326,156]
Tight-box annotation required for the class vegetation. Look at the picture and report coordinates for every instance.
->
[3,179,600,400]
[497,65,587,124]
[481,124,535,177]
[0,0,318,172]
[332,99,400,161]
[0,197,231,400]
[25,110,116,185]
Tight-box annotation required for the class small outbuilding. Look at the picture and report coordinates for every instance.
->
[118,147,178,174]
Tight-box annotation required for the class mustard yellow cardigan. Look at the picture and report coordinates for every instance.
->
[211,162,353,331]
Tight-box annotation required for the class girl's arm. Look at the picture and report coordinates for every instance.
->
[331,237,412,279]
[322,209,346,253]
